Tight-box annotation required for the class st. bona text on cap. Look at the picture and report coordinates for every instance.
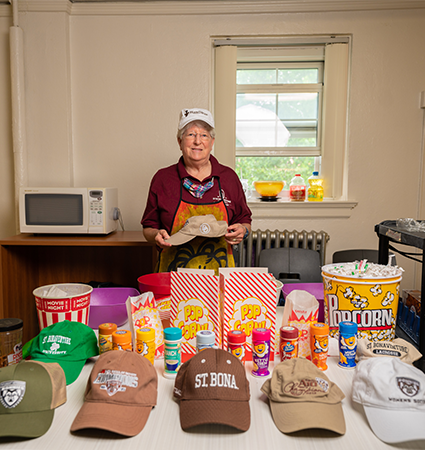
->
[173,348,250,431]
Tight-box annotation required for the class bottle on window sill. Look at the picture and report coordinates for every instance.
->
[289,174,306,202]
[307,171,324,202]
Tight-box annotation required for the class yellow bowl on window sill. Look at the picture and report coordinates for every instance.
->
[254,181,285,200]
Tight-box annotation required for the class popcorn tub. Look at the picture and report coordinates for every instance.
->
[33,283,93,330]
[322,262,402,341]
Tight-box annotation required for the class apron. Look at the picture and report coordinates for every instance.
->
[157,178,235,274]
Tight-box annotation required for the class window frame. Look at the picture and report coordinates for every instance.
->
[236,60,324,157]
[213,36,351,202]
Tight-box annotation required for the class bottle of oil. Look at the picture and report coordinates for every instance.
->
[307,171,324,202]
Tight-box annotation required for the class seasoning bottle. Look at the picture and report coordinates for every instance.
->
[98,323,117,354]
[289,174,306,201]
[227,330,246,364]
[112,329,132,351]
[338,321,358,369]
[251,328,271,377]
[196,330,216,353]
[0,318,23,367]
[280,326,299,361]
[163,327,182,379]
[310,322,329,370]
[307,171,324,202]
[136,327,156,365]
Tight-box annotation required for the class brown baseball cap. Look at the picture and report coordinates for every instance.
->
[261,358,346,435]
[166,214,228,246]
[70,350,157,436]
[173,348,250,431]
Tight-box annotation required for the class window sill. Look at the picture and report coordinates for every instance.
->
[247,197,358,219]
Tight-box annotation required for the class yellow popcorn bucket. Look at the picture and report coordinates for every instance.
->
[321,263,402,341]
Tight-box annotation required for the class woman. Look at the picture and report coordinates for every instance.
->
[142,108,252,273]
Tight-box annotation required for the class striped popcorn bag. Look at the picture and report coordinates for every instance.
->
[170,269,221,362]
[219,268,277,362]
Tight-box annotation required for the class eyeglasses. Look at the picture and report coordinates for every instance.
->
[183,132,211,142]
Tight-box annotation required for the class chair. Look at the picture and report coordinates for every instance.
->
[332,249,397,266]
[259,247,322,284]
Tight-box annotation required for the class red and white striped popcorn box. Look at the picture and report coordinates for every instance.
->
[170,269,220,362]
[219,268,276,361]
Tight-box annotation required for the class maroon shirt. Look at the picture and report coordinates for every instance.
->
[141,155,252,233]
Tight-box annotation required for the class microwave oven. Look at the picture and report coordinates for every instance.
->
[19,187,119,234]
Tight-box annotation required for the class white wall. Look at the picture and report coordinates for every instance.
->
[1,1,425,289]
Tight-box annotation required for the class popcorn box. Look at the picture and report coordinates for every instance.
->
[219,268,277,361]
[170,269,220,362]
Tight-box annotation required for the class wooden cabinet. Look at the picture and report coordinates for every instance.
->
[0,232,157,343]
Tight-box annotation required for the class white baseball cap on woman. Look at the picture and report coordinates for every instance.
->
[178,108,215,130]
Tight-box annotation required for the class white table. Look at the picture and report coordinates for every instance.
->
[1,312,424,449]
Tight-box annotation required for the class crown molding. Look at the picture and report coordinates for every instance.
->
[1,0,425,17]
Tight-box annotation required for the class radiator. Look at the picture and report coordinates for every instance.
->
[233,229,330,268]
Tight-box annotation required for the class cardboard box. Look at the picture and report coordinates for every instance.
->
[402,289,421,315]
[170,269,220,362]
[219,268,277,361]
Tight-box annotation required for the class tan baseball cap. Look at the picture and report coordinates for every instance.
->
[70,350,157,436]
[178,108,215,130]
[356,338,422,364]
[166,215,228,246]
[173,348,251,431]
[261,358,346,435]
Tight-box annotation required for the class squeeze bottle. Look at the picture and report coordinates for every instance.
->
[307,171,324,202]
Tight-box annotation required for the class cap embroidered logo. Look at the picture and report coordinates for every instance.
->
[0,381,26,408]
[397,377,420,397]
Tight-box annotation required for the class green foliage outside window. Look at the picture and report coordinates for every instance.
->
[236,156,315,192]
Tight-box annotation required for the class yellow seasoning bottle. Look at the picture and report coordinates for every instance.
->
[310,322,329,371]
[136,327,156,365]
[112,329,132,351]
[98,323,117,354]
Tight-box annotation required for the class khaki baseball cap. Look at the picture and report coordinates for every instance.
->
[261,358,346,435]
[356,337,422,364]
[166,215,228,246]
[173,348,251,431]
[70,350,157,436]
[178,108,215,130]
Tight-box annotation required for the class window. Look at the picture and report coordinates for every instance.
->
[214,37,350,200]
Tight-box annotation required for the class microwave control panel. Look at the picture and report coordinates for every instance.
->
[89,190,104,226]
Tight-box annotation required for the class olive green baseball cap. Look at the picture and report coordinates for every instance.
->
[0,360,66,438]
[22,320,99,385]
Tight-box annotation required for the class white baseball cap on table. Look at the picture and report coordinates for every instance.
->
[352,357,425,443]
[178,108,215,130]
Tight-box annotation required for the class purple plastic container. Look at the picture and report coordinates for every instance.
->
[281,283,324,323]
[88,287,140,329]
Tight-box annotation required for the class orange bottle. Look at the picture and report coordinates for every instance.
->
[310,323,329,371]
[112,329,132,351]
[98,322,117,354]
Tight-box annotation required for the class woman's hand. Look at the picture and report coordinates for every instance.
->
[225,223,250,246]
[143,227,172,249]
